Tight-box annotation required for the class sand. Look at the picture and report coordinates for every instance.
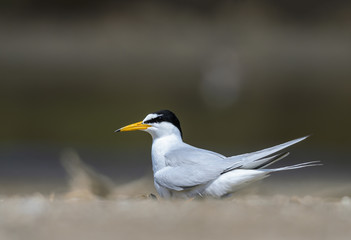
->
[0,190,350,240]
[0,152,350,240]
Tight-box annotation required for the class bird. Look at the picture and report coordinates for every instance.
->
[115,110,320,199]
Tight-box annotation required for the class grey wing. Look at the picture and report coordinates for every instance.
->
[156,146,241,191]
[164,144,226,166]
[228,136,308,169]
[154,166,219,191]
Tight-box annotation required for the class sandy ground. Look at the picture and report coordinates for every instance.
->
[1,190,350,240]
[0,152,350,240]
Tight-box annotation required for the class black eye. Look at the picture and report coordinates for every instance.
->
[144,116,163,124]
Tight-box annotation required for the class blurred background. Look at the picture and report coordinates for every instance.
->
[0,0,350,194]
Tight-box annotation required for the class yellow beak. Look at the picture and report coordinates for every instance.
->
[115,121,151,132]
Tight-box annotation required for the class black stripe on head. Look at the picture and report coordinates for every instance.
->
[144,110,183,137]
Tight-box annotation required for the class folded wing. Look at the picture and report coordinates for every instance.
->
[230,136,309,169]
[156,146,241,191]
[155,136,309,191]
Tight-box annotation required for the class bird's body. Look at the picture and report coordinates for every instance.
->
[116,110,319,199]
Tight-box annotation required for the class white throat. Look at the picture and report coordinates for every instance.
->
[145,122,182,140]
[149,130,183,174]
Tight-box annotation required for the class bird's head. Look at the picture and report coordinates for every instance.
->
[115,110,183,139]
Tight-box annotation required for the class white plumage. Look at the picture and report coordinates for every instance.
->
[116,110,320,199]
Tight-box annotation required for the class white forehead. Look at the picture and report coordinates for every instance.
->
[143,113,160,122]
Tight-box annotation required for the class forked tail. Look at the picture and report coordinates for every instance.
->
[264,161,322,172]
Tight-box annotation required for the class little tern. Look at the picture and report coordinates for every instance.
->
[116,110,319,199]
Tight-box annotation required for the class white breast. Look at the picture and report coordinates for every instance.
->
[150,134,185,198]
[151,134,183,173]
